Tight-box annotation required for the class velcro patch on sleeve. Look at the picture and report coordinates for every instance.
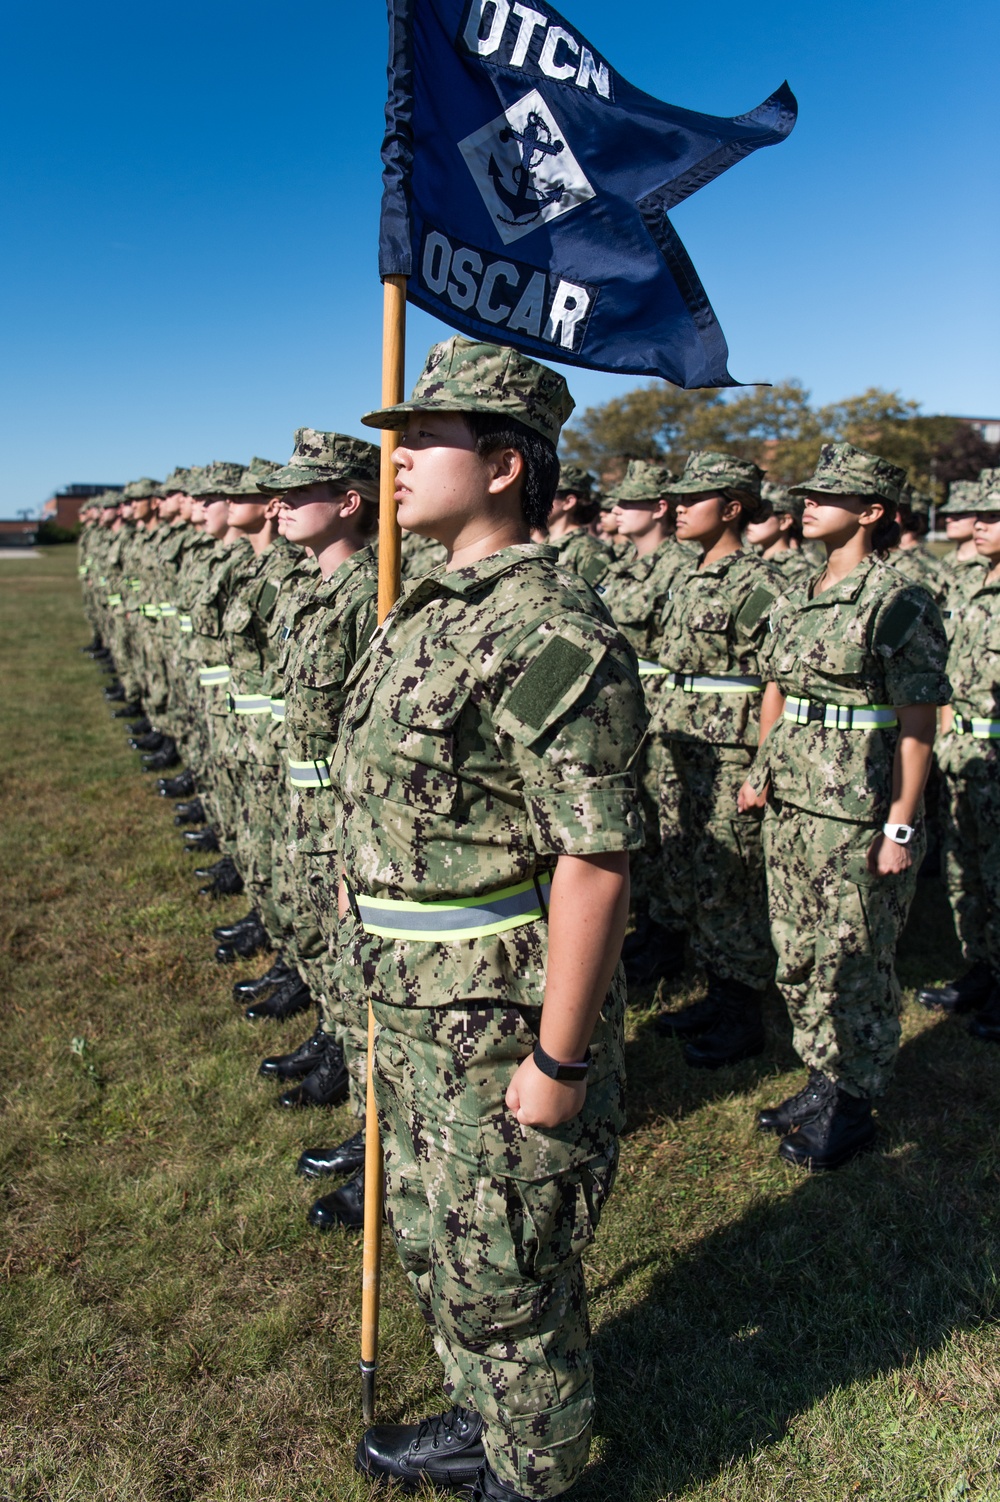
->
[579,553,610,587]
[505,635,592,731]
[736,585,777,634]
[256,580,281,620]
[876,595,922,652]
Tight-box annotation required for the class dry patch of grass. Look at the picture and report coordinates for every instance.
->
[1,551,998,1502]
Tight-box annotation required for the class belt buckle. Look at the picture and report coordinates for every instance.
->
[805,702,824,725]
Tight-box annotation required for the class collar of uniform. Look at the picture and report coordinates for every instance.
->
[690,546,749,580]
[316,544,374,598]
[800,552,878,608]
[423,542,557,598]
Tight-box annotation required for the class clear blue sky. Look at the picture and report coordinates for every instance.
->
[2,0,997,513]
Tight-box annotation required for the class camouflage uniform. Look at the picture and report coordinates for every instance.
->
[339,337,648,1499]
[653,453,783,992]
[753,445,951,1096]
[599,460,692,933]
[256,429,382,1115]
[548,526,612,586]
[935,471,1000,979]
[400,528,448,579]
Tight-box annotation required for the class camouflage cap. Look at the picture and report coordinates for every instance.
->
[257,431,381,493]
[788,443,905,506]
[122,477,162,501]
[607,458,676,503]
[224,458,282,496]
[100,490,124,510]
[760,479,801,517]
[971,468,1000,512]
[937,479,980,515]
[162,466,195,496]
[361,335,574,446]
[670,451,764,517]
[900,482,932,518]
[188,461,248,498]
[556,462,595,496]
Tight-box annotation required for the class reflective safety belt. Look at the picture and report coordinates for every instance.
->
[352,872,552,943]
[159,603,178,620]
[140,603,160,619]
[129,580,141,593]
[270,698,286,721]
[637,659,668,677]
[954,712,1000,739]
[668,672,762,693]
[107,593,123,607]
[784,696,898,730]
[288,758,332,788]
[231,692,272,715]
[179,615,193,633]
[199,665,231,687]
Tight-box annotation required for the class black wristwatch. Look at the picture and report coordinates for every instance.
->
[532,1042,592,1082]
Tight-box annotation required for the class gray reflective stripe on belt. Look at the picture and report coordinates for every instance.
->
[784,696,898,730]
[107,594,122,605]
[637,659,668,676]
[355,873,552,940]
[179,616,193,633]
[668,672,763,693]
[955,714,1000,738]
[288,759,332,788]
[270,699,286,721]
[199,665,231,686]
[159,604,178,618]
[232,694,273,715]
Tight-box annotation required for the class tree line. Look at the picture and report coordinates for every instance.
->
[560,381,999,498]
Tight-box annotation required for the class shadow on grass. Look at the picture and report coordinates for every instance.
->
[581,893,997,1502]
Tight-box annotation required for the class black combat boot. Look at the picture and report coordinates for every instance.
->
[355,1405,485,1489]
[174,798,206,826]
[757,1070,835,1134]
[277,1043,348,1107]
[244,975,310,1021]
[215,917,270,964]
[682,973,766,1068]
[778,1085,876,1171]
[969,986,1000,1045]
[143,741,180,771]
[198,863,245,898]
[129,731,166,751]
[80,635,103,653]
[918,960,994,1014]
[127,716,152,735]
[112,700,144,718]
[185,827,220,853]
[157,769,195,797]
[104,682,126,701]
[233,954,292,1000]
[259,1024,329,1080]
[214,909,262,942]
[469,1465,534,1501]
[297,1129,366,1179]
[654,983,722,1038]
[623,920,687,989]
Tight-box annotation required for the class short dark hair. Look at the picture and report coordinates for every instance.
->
[554,489,601,526]
[462,412,560,532]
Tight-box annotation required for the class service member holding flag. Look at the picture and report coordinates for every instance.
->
[335,336,647,1501]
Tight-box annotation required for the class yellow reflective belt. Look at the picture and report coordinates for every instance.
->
[231,692,272,715]
[668,672,763,693]
[954,713,1000,739]
[354,873,552,942]
[270,698,286,721]
[107,593,123,607]
[638,659,668,676]
[784,696,898,730]
[159,603,178,619]
[288,758,332,789]
[179,615,193,633]
[199,665,231,687]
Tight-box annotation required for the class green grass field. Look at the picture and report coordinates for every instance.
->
[1,549,998,1502]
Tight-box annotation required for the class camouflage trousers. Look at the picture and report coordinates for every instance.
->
[232,759,284,934]
[372,974,626,1499]
[659,740,773,991]
[632,728,684,936]
[763,800,923,1098]
[298,865,368,1118]
[941,762,1000,974]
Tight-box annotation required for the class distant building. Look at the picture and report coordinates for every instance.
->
[954,416,1000,446]
[0,519,39,546]
[40,483,123,531]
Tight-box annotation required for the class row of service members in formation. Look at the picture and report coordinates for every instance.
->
[76,335,1000,1502]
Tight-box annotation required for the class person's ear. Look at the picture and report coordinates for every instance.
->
[486,446,524,498]
[337,488,363,519]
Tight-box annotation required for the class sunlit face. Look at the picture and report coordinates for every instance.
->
[131,497,151,523]
[945,513,975,542]
[226,496,269,531]
[973,513,1000,563]
[597,510,619,539]
[674,491,735,544]
[744,513,783,549]
[801,491,879,548]
[201,496,230,539]
[178,494,194,521]
[391,411,512,542]
[159,491,183,522]
[611,496,668,540]
[277,482,352,548]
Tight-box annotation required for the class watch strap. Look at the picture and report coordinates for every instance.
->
[532,1041,592,1082]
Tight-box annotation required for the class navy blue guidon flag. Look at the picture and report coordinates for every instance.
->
[379,0,797,388]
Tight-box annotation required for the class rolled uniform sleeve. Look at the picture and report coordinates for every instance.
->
[873,585,952,706]
[491,613,648,856]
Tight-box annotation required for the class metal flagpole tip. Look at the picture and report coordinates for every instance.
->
[360,1359,377,1424]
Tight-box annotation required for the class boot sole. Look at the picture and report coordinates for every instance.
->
[353,1448,481,1491]
[778,1133,876,1172]
[297,1158,365,1179]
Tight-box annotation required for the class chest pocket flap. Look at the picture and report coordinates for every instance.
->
[494,622,607,747]
[223,600,253,635]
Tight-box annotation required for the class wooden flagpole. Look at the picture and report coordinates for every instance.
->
[360,272,407,1425]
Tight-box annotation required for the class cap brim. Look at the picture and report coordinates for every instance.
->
[257,464,376,492]
[361,398,480,431]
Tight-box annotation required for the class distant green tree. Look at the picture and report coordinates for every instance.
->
[36,520,79,544]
